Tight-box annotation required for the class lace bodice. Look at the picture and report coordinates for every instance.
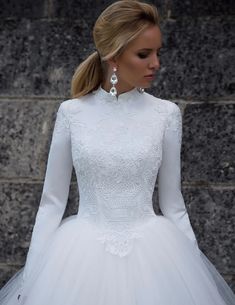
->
[22,85,198,282]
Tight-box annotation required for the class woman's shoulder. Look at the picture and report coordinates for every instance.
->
[58,94,90,114]
[144,91,180,115]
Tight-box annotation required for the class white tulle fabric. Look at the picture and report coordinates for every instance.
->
[0,86,234,305]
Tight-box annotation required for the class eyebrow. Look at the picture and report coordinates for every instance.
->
[137,47,162,51]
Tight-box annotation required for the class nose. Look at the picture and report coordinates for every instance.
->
[149,53,160,70]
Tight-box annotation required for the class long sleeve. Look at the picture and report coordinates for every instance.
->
[21,102,73,287]
[158,102,199,247]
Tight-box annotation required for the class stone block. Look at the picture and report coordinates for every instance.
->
[1,15,234,99]
[0,183,43,264]
[223,275,235,292]
[62,180,79,218]
[0,182,79,264]
[0,265,22,288]
[49,0,167,20]
[181,103,235,183]
[149,16,235,100]
[0,0,47,19]
[153,186,234,274]
[0,19,92,97]
[0,99,59,178]
[169,0,235,17]
[0,0,168,23]
[183,187,235,274]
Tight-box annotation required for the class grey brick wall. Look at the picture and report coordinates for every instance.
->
[0,0,234,291]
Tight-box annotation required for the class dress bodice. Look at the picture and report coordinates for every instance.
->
[68,87,165,226]
[50,86,189,255]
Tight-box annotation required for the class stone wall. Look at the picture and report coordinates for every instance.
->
[0,0,234,291]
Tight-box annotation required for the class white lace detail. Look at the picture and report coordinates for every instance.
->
[97,225,144,257]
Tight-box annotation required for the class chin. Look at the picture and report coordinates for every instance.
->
[140,83,151,89]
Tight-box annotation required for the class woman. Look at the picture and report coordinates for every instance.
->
[0,1,234,304]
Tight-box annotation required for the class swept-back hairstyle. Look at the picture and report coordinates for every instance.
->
[71,0,160,98]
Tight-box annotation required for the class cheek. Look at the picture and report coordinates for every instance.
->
[121,58,146,76]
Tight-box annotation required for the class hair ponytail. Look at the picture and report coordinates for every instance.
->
[71,51,103,98]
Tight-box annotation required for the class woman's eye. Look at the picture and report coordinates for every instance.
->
[138,52,161,59]
[138,53,148,59]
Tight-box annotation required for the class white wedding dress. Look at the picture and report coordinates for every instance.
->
[0,85,234,305]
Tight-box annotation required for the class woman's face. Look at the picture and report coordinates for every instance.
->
[109,25,162,92]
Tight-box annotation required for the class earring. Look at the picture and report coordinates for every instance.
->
[109,67,118,96]
[137,87,144,93]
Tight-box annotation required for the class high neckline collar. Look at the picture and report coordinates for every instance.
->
[93,85,141,103]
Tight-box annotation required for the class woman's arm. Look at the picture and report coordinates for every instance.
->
[157,102,199,247]
[21,102,73,290]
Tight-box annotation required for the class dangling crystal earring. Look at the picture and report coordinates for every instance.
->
[137,87,145,93]
[109,67,118,96]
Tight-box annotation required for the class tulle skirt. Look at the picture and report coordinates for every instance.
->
[0,215,234,305]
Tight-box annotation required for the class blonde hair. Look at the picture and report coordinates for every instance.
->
[71,0,160,98]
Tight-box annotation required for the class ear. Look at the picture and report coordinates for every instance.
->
[107,56,118,69]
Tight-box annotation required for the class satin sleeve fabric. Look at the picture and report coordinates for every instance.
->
[158,102,199,248]
[21,102,73,290]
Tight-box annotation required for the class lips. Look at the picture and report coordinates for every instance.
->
[144,75,155,80]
